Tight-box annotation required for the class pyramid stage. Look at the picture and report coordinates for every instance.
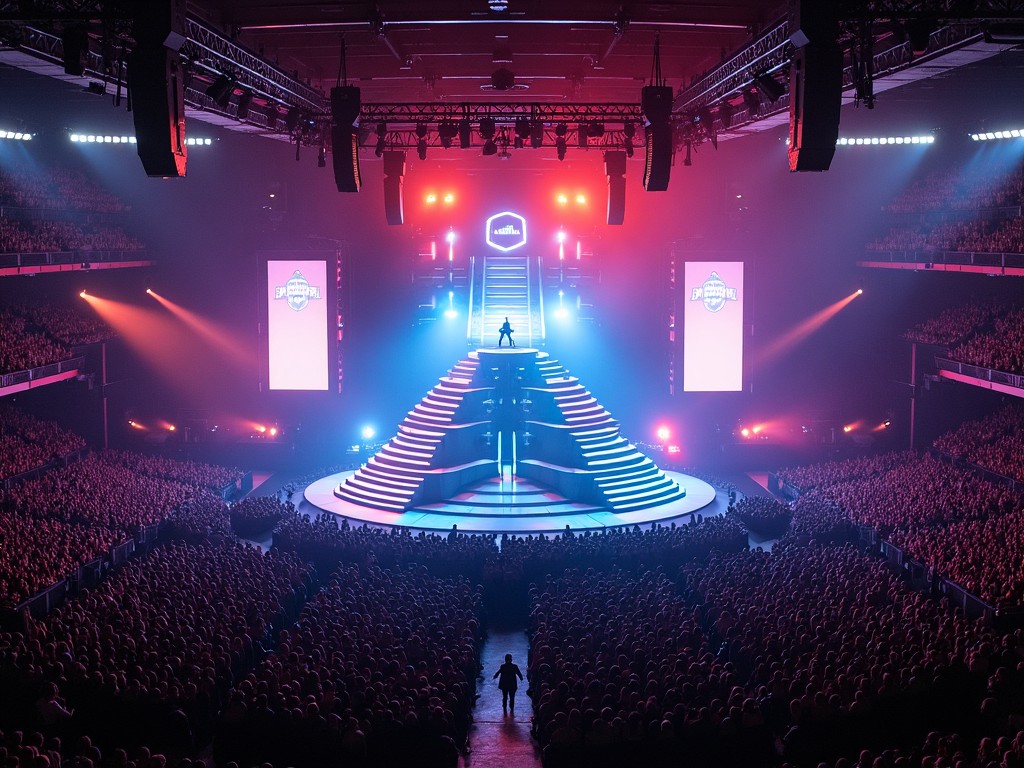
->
[304,348,718,534]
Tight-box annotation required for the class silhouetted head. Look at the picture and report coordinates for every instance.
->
[505,654,512,663]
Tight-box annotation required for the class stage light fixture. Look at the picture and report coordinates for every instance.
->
[555,124,567,160]
[205,74,235,109]
[623,122,636,157]
[577,123,588,148]
[375,122,387,157]
[417,139,428,160]
[575,194,586,205]
[556,194,568,205]
[285,108,301,132]
[556,229,567,242]
[530,121,544,148]
[588,122,605,138]
[361,425,376,440]
[146,288,153,295]
[443,193,455,204]
[718,100,735,128]
[479,117,496,140]
[425,193,437,204]
[446,230,456,244]
[458,119,472,148]
[79,290,87,298]
[656,425,671,441]
[970,129,1022,142]
[438,121,457,149]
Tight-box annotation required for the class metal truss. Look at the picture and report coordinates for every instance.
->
[673,18,791,115]
[359,103,643,125]
[366,126,637,151]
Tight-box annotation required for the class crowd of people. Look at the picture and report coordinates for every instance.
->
[12,304,117,347]
[0,218,144,254]
[883,163,1024,214]
[0,310,71,374]
[215,563,482,768]
[778,445,1024,609]
[530,542,1007,768]
[0,542,314,757]
[948,307,1024,374]
[0,405,86,480]
[0,449,248,609]
[933,403,1024,484]
[727,495,791,537]
[900,300,1007,346]
[0,162,129,213]
[867,159,1024,255]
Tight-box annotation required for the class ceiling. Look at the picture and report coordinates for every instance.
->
[188,1,788,105]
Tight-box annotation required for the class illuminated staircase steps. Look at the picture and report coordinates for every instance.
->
[406,478,605,518]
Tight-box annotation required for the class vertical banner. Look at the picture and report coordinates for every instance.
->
[266,260,329,390]
[683,261,744,392]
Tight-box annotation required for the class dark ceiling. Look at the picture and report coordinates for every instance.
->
[188,1,788,104]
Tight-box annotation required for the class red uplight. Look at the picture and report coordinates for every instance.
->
[168,424,176,432]
[79,290,87,298]
[146,288,153,295]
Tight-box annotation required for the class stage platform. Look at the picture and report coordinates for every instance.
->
[304,470,718,534]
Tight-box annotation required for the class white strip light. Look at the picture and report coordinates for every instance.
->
[1,130,33,141]
[69,134,214,146]
[970,129,1023,141]
[837,135,936,146]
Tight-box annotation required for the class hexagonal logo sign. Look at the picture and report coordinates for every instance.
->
[485,211,527,252]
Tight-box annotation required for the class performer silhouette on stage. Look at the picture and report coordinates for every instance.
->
[498,317,515,347]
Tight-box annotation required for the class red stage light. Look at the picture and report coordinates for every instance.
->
[79,290,87,298]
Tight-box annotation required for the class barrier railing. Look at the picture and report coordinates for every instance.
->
[0,249,150,269]
[0,356,85,389]
[1,446,90,490]
[934,357,1024,392]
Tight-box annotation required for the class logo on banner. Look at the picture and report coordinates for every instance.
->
[690,271,738,313]
[485,211,527,252]
[274,270,322,311]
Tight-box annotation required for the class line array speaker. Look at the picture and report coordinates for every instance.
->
[604,151,626,225]
[643,123,672,192]
[382,151,406,225]
[129,0,188,177]
[332,126,362,192]
[788,1,842,172]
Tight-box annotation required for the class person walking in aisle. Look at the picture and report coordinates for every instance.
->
[493,653,524,714]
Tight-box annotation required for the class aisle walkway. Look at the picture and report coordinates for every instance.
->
[465,629,541,768]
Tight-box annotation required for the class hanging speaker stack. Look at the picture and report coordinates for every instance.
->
[330,86,362,192]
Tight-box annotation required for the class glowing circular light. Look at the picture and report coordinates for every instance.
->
[556,194,568,205]
[843,425,853,433]
[79,290,87,298]
[269,427,278,437]
[554,306,569,320]
[204,138,212,145]
[444,308,458,319]
[361,425,376,440]
[87,135,96,142]
[656,425,671,442]
[870,137,879,145]
[146,288,153,295]
[556,230,567,243]
[443,193,455,204]
[104,135,112,142]
[425,193,437,204]
[168,425,176,432]
[740,428,750,438]
[446,230,456,244]
[575,194,586,204]
[857,288,863,295]
[70,134,80,142]
[854,138,864,145]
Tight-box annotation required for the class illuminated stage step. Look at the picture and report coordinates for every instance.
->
[336,348,684,514]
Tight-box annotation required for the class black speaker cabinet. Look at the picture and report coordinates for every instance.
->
[643,123,672,192]
[332,126,362,193]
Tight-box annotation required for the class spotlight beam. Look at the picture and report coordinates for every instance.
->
[148,291,254,367]
[756,289,862,366]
